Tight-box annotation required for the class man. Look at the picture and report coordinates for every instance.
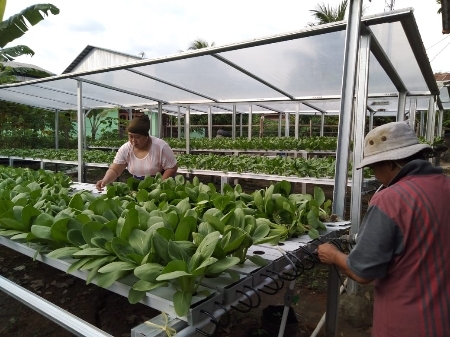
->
[318,121,450,337]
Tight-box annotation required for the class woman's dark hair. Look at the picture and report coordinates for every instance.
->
[128,114,150,136]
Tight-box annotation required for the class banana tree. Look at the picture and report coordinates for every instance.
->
[0,2,59,81]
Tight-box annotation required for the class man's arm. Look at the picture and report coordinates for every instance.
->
[317,243,374,284]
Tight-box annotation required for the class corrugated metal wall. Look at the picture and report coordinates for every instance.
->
[71,49,140,73]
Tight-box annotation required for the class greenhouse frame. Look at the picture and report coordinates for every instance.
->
[0,5,447,337]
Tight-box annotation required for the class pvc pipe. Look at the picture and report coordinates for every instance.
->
[278,278,296,337]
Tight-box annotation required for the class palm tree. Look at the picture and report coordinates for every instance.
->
[0,2,59,82]
[187,38,215,50]
[309,0,349,26]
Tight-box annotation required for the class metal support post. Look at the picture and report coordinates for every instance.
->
[208,106,213,140]
[397,91,407,121]
[128,108,133,121]
[409,98,417,131]
[426,97,436,143]
[177,106,181,139]
[278,112,282,137]
[54,110,59,149]
[332,0,363,224]
[220,175,228,194]
[320,113,325,137]
[328,0,364,335]
[77,80,84,183]
[248,104,253,140]
[301,183,306,194]
[232,105,236,140]
[185,105,190,155]
[83,110,87,150]
[369,110,374,131]
[158,102,163,138]
[285,112,290,137]
[437,107,444,138]
[348,32,371,295]
[420,111,425,137]
[240,113,243,137]
[295,103,300,139]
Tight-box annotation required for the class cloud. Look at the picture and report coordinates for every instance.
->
[67,20,106,34]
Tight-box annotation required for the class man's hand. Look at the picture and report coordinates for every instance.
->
[317,243,339,265]
[317,243,374,284]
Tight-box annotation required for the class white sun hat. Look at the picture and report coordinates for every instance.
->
[356,121,432,169]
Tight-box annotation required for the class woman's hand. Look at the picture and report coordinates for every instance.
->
[96,164,126,190]
[96,179,106,191]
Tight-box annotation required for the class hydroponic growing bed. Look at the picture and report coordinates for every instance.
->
[0,166,349,335]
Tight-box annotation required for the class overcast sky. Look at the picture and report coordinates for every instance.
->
[3,0,448,75]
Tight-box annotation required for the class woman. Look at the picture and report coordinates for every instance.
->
[96,114,178,191]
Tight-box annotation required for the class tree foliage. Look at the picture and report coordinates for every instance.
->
[86,108,119,140]
[187,38,215,50]
[437,0,442,14]
[309,0,348,26]
[0,2,59,82]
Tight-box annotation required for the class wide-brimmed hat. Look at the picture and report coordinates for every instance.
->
[356,121,432,169]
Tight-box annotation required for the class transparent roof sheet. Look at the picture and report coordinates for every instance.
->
[0,88,76,110]
[218,31,347,98]
[440,86,449,102]
[0,9,438,113]
[82,68,208,104]
[369,21,428,93]
[368,52,397,94]
[131,56,284,102]
[368,96,430,113]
